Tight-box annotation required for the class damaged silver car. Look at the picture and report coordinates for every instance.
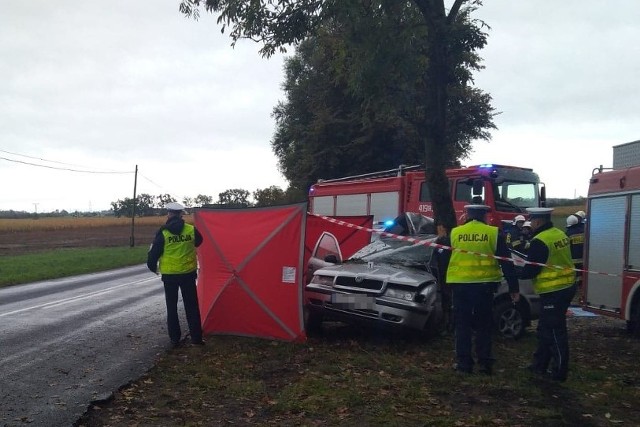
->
[304,213,540,339]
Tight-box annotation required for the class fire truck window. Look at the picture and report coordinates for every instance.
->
[419,183,431,201]
[419,180,451,202]
[455,181,473,202]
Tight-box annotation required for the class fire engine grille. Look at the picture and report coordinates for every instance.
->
[334,276,383,292]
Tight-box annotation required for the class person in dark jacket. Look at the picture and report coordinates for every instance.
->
[147,202,205,347]
[520,208,576,382]
[506,214,527,252]
[444,205,520,375]
[429,219,453,334]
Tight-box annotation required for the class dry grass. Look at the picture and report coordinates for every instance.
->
[0,215,173,232]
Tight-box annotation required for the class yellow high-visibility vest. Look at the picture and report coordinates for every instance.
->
[447,220,502,284]
[159,223,197,274]
[532,227,575,294]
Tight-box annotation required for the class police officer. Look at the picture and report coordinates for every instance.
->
[520,207,576,382]
[147,202,205,347]
[566,214,585,289]
[445,205,520,375]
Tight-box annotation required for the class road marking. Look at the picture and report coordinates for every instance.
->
[0,276,158,318]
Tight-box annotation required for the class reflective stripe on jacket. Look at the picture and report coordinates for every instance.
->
[532,227,575,294]
[566,224,585,265]
[159,223,197,274]
[446,220,502,284]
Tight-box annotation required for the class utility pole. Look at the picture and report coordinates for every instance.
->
[130,165,138,247]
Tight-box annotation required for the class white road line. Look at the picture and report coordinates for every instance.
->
[0,276,158,318]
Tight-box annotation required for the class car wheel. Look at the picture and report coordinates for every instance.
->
[494,299,525,339]
[421,301,444,338]
[627,296,640,337]
[304,307,323,335]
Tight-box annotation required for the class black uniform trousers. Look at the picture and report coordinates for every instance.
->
[162,272,203,344]
[530,283,577,381]
[451,282,496,372]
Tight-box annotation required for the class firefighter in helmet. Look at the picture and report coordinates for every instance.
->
[506,214,526,250]
[566,213,585,290]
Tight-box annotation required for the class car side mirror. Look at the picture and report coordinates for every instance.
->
[472,179,484,195]
[324,254,338,264]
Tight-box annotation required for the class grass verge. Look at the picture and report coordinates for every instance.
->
[77,319,640,427]
[0,246,148,287]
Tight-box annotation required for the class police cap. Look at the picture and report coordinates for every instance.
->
[165,202,186,213]
[526,207,554,219]
[464,204,490,220]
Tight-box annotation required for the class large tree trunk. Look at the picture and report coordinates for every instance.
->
[414,0,465,231]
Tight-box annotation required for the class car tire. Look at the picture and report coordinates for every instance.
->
[304,308,323,335]
[421,301,444,338]
[627,296,640,337]
[494,299,526,339]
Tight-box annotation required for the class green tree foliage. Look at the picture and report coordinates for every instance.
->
[111,197,150,218]
[182,196,194,208]
[217,189,251,207]
[194,194,213,206]
[253,186,287,207]
[156,194,176,207]
[136,194,155,216]
[179,0,493,230]
[271,4,491,195]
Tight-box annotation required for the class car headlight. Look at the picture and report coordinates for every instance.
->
[385,287,416,301]
[312,275,334,287]
[415,283,436,304]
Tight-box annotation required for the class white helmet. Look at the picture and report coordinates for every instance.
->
[523,221,532,228]
[514,215,526,224]
[575,210,586,221]
[566,214,579,227]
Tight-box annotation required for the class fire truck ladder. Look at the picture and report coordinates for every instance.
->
[316,164,424,183]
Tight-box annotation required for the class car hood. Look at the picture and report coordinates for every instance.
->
[312,261,435,288]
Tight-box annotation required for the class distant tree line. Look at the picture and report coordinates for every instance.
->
[0,185,305,220]
[109,185,303,218]
[0,195,586,220]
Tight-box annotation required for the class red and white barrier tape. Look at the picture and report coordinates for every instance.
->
[312,214,623,279]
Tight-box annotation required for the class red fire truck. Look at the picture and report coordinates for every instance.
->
[583,141,640,332]
[308,163,546,228]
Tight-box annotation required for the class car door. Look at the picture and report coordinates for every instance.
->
[305,232,343,284]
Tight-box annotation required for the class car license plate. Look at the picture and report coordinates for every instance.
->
[331,293,375,309]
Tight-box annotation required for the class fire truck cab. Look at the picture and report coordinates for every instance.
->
[309,164,546,229]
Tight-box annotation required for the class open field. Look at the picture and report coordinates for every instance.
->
[0,206,582,256]
[0,216,170,256]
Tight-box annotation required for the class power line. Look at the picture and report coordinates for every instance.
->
[0,148,90,167]
[0,156,132,174]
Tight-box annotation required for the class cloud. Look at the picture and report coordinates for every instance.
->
[1,0,637,211]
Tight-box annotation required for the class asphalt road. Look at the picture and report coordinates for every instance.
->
[0,265,174,427]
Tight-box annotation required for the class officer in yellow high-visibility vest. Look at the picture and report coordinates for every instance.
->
[445,205,520,375]
[147,202,205,348]
[520,207,576,382]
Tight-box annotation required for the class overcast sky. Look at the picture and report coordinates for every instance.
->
[1,1,637,213]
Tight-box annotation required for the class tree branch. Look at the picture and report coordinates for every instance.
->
[446,0,466,25]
